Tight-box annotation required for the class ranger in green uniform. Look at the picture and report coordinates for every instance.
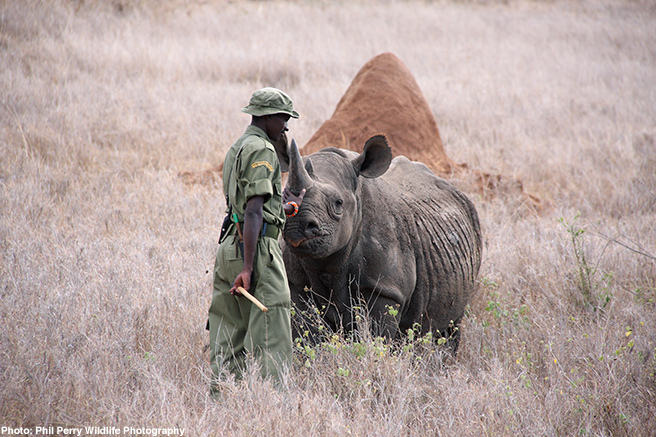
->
[208,88,305,391]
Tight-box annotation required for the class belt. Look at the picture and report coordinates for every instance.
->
[225,222,280,240]
[260,222,280,240]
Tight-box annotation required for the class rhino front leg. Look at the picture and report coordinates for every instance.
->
[367,296,402,340]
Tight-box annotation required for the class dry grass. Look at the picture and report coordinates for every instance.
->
[1,0,655,435]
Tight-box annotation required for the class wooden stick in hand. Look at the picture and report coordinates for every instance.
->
[236,286,268,312]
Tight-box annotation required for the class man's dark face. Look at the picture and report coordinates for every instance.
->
[267,113,291,142]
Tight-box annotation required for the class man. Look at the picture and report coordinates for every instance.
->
[208,87,305,391]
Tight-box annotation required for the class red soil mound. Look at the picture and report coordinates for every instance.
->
[301,52,541,209]
[302,53,456,174]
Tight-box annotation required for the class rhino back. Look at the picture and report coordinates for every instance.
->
[362,156,482,333]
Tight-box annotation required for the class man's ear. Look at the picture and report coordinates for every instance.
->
[272,131,290,173]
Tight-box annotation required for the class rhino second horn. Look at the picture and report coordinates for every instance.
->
[288,138,314,194]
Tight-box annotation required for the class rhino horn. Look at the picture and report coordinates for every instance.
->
[272,131,290,173]
[288,138,314,193]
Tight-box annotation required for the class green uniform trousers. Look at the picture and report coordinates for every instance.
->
[208,232,293,388]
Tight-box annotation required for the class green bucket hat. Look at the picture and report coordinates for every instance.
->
[241,87,300,119]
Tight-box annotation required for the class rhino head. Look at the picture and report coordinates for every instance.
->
[283,135,392,259]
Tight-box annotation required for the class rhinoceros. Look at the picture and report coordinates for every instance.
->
[282,135,482,347]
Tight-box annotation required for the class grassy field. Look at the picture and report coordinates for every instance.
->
[1,0,655,435]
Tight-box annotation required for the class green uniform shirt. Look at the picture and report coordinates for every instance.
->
[223,125,285,230]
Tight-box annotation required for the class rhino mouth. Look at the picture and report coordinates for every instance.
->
[285,234,324,249]
[287,236,317,248]
[283,229,332,257]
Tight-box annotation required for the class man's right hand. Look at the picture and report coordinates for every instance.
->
[230,268,252,296]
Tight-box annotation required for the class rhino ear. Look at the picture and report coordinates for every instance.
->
[352,134,392,179]
[305,157,315,178]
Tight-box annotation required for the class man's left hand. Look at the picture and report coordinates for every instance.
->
[283,187,306,207]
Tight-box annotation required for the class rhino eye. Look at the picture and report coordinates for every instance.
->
[332,198,344,216]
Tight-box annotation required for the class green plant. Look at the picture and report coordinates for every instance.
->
[482,288,530,330]
[560,213,594,299]
[559,213,614,311]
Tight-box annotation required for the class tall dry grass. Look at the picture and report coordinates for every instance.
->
[1,0,655,435]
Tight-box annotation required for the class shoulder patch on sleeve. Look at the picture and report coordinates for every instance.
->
[251,160,274,171]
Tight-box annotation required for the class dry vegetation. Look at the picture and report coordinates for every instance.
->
[1,0,656,435]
